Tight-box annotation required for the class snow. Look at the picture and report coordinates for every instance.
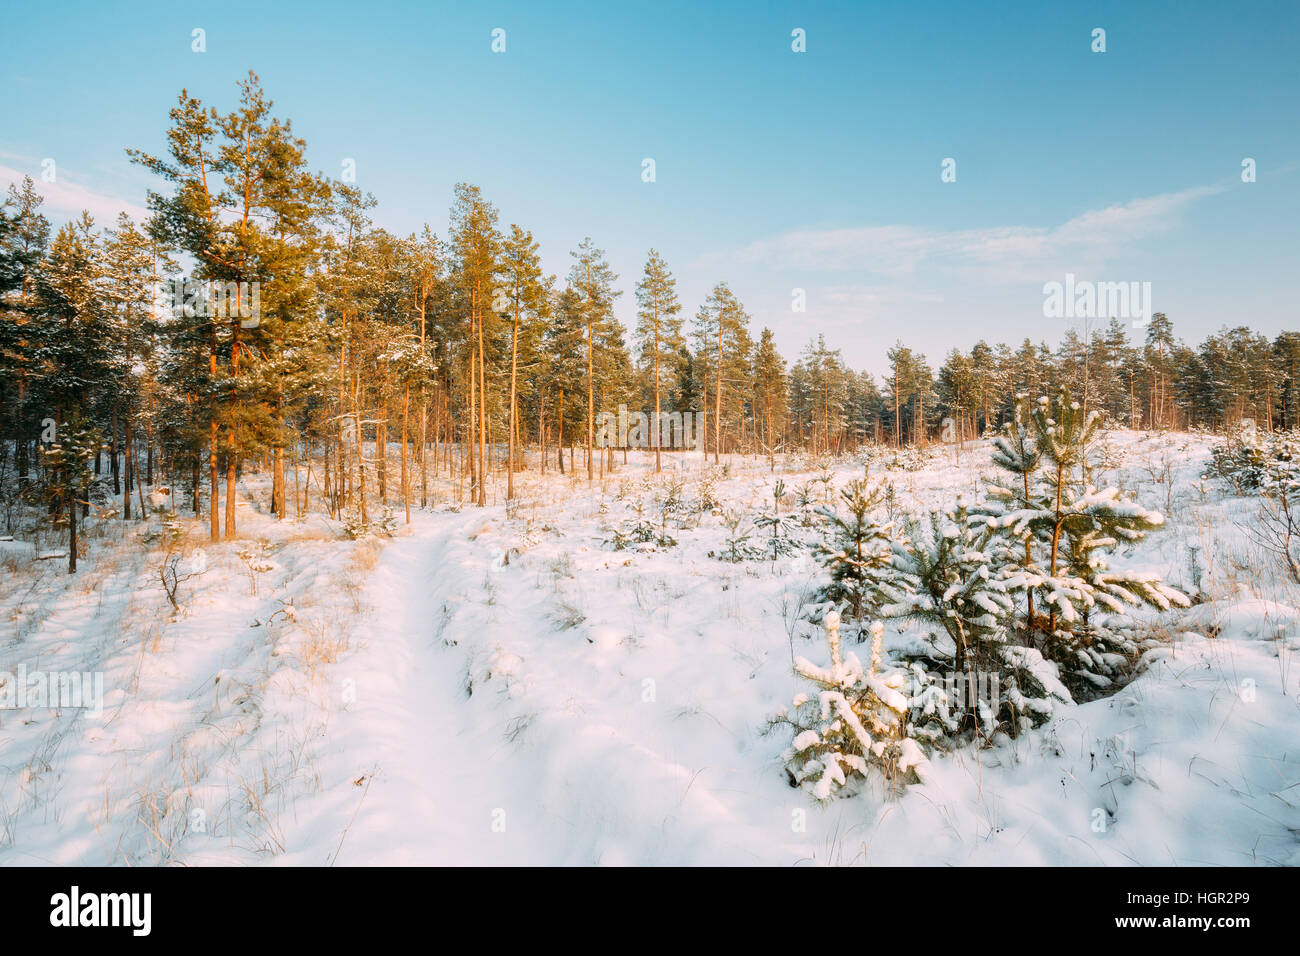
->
[1,430,1298,865]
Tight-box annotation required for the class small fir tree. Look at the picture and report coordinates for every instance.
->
[973,390,1188,695]
[814,478,913,635]
[753,478,801,561]
[773,611,925,799]
[897,502,1066,738]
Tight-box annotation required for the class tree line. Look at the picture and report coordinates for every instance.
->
[1,73,1293,552]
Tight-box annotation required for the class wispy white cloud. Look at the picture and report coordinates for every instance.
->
[719,184,1224,285]
[0,163,149,225]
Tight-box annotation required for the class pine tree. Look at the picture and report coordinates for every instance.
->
[973,390,1189,695]
[593,310,634,474]
[980,394,1045,628]
[1275,332,1300,430]
[568,238,620,481]
[814,478,913,633]
[541,286,585,474]
[39,419,101,573]
[634,249,682,472]
[1145,313,1175,428]
[0,177,52,482]
[36,214,111,428]
[692,282,751,461]
[773,612,925,799]
[101,214,165,521]
[751,328,787,469]
[130,87,226,537]
[900,503,1014,674]
[795,337,847,455]
[34,213,110,572]
[845,369,884,447]
[500,225,546,498]
[131,73,328,537]
[968,339,997,433]
[403,226,442,508]
[449,183,502,506]
[668,344,701,438]
[885,341,917,447]
[753,478,800,560]
[895,502,1068,738]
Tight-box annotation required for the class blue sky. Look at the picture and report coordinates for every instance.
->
[3,0,1296,377]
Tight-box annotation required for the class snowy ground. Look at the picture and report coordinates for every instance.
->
[2,431,1298,865]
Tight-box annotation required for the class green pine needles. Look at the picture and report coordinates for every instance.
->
[813,478,912,633]
[973,389,1188,695]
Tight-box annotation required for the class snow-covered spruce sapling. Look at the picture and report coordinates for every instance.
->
[898,503,1014,676]
[1204,420,1272,493]
[343,506,398,540]
[978,395,1045,630]
[794,479,821,527]
[815,462,836,505]
[753,478,800,561]
[895,503,1064,738]
[342,508,368,540]
[607,499,651,550]
[658,475,688,530]
[883,481,899,525]
[717,508,758,562]
[608,497,676,550]
[814,478,913,636]
[772,611,925,799]
[972,390,1188,694]
[1029,391,1186,633]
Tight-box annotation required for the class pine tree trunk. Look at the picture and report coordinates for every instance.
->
[467,345,477,499]
[355,366,367,524]
[715,324,723,464]
[1047,462,1065,635]
[477,297,488,507]
[402,383,411,524]
[122,415,133,520]
[209,420,220,541]
[275,444,286,519]
[420,396,429,507]
[654,322,662,473]
[111,404,120,495]
[225,432,237,538]
[508,309,519,500]
[586,322,595,482]
[68,485,77,575]
[378,383,388,504]
[136,453,147,518]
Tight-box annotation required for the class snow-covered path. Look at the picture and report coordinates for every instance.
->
[275,512,558,865]
[274,507,813,865]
